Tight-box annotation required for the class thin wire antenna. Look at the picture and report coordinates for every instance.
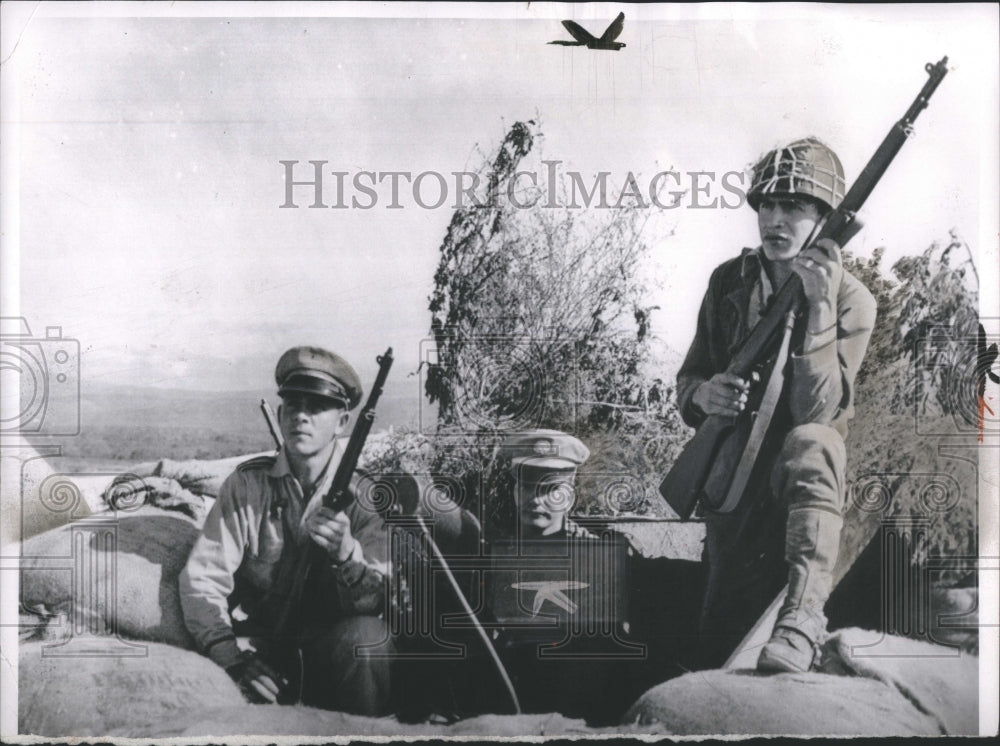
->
[415,515,522,714]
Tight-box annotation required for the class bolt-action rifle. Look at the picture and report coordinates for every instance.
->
[260,352,522,712]
[271,348,394,642]
[659,56,949,520]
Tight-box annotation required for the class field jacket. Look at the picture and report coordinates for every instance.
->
[179,446,389,656]
[677,247,877,440]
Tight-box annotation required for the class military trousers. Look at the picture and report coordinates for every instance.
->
[249,615,393,716]
[298,616,394,716]
[698,423,846,668]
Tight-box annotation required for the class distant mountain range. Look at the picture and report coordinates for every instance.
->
[28,377,431,461]
[79,376,427,434]
[43,346,683,462]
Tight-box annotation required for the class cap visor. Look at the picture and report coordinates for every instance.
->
[511,458,578,477]
[278,380,349,406]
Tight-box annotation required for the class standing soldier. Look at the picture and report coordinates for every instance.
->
[180,346,393,715]
[676,138,876,672]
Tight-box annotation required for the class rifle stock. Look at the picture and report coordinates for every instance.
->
[660,57,949,520]
[658,415,737,519]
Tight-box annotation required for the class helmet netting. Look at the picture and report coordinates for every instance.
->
[748,138,846,211]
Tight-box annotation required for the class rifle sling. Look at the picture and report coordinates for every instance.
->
[717,307,797,513]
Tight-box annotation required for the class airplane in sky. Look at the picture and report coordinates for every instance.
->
[511,580,590,615]
[548,12,626,51]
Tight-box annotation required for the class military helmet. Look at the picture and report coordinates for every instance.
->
[747,137,846,213]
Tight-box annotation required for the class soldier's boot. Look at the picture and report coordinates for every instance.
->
[758,506,842,673]
[758,424,846,673]
[757,625,818,673]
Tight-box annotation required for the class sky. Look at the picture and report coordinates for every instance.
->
[2,1,998,394]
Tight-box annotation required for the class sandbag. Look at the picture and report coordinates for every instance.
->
[626,668,938,736]
[126,452,271,499]
[929,585,978,653]
[624,628,978,736]
[822,627,978,735]
[1,438,98,544]
[107,452,274,519]
[114,704,654,738]
[445,713,631,737]
[19,506,200,648]
[19,639,245,737]
[105,474,210,520]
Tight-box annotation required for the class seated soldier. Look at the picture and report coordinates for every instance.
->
[179,346,393,715]
[393,430,640,723]
[503,429,595,542]
[484,430,640,722]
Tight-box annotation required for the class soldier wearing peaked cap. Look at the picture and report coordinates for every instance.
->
[409,429,639,722]
[501,429,595,540]
[273,346,364,408]
[180,346,393,715]
[488,429,643,720]
[676,138,876,673]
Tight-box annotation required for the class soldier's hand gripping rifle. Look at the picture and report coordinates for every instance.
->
[659,56,949,520]
[271,348,394,641]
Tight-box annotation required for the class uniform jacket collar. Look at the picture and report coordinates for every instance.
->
[268,448,294,479]
[739,246,767,286]
[267,440,344,512]
[717,247,771,352]
[267,440,343,480]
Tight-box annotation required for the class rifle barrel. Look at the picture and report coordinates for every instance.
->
[326,348,394,511]
[735,55,950,376]
[660,55,950,520]
[260,399,283,449]
[836,56,949,219]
